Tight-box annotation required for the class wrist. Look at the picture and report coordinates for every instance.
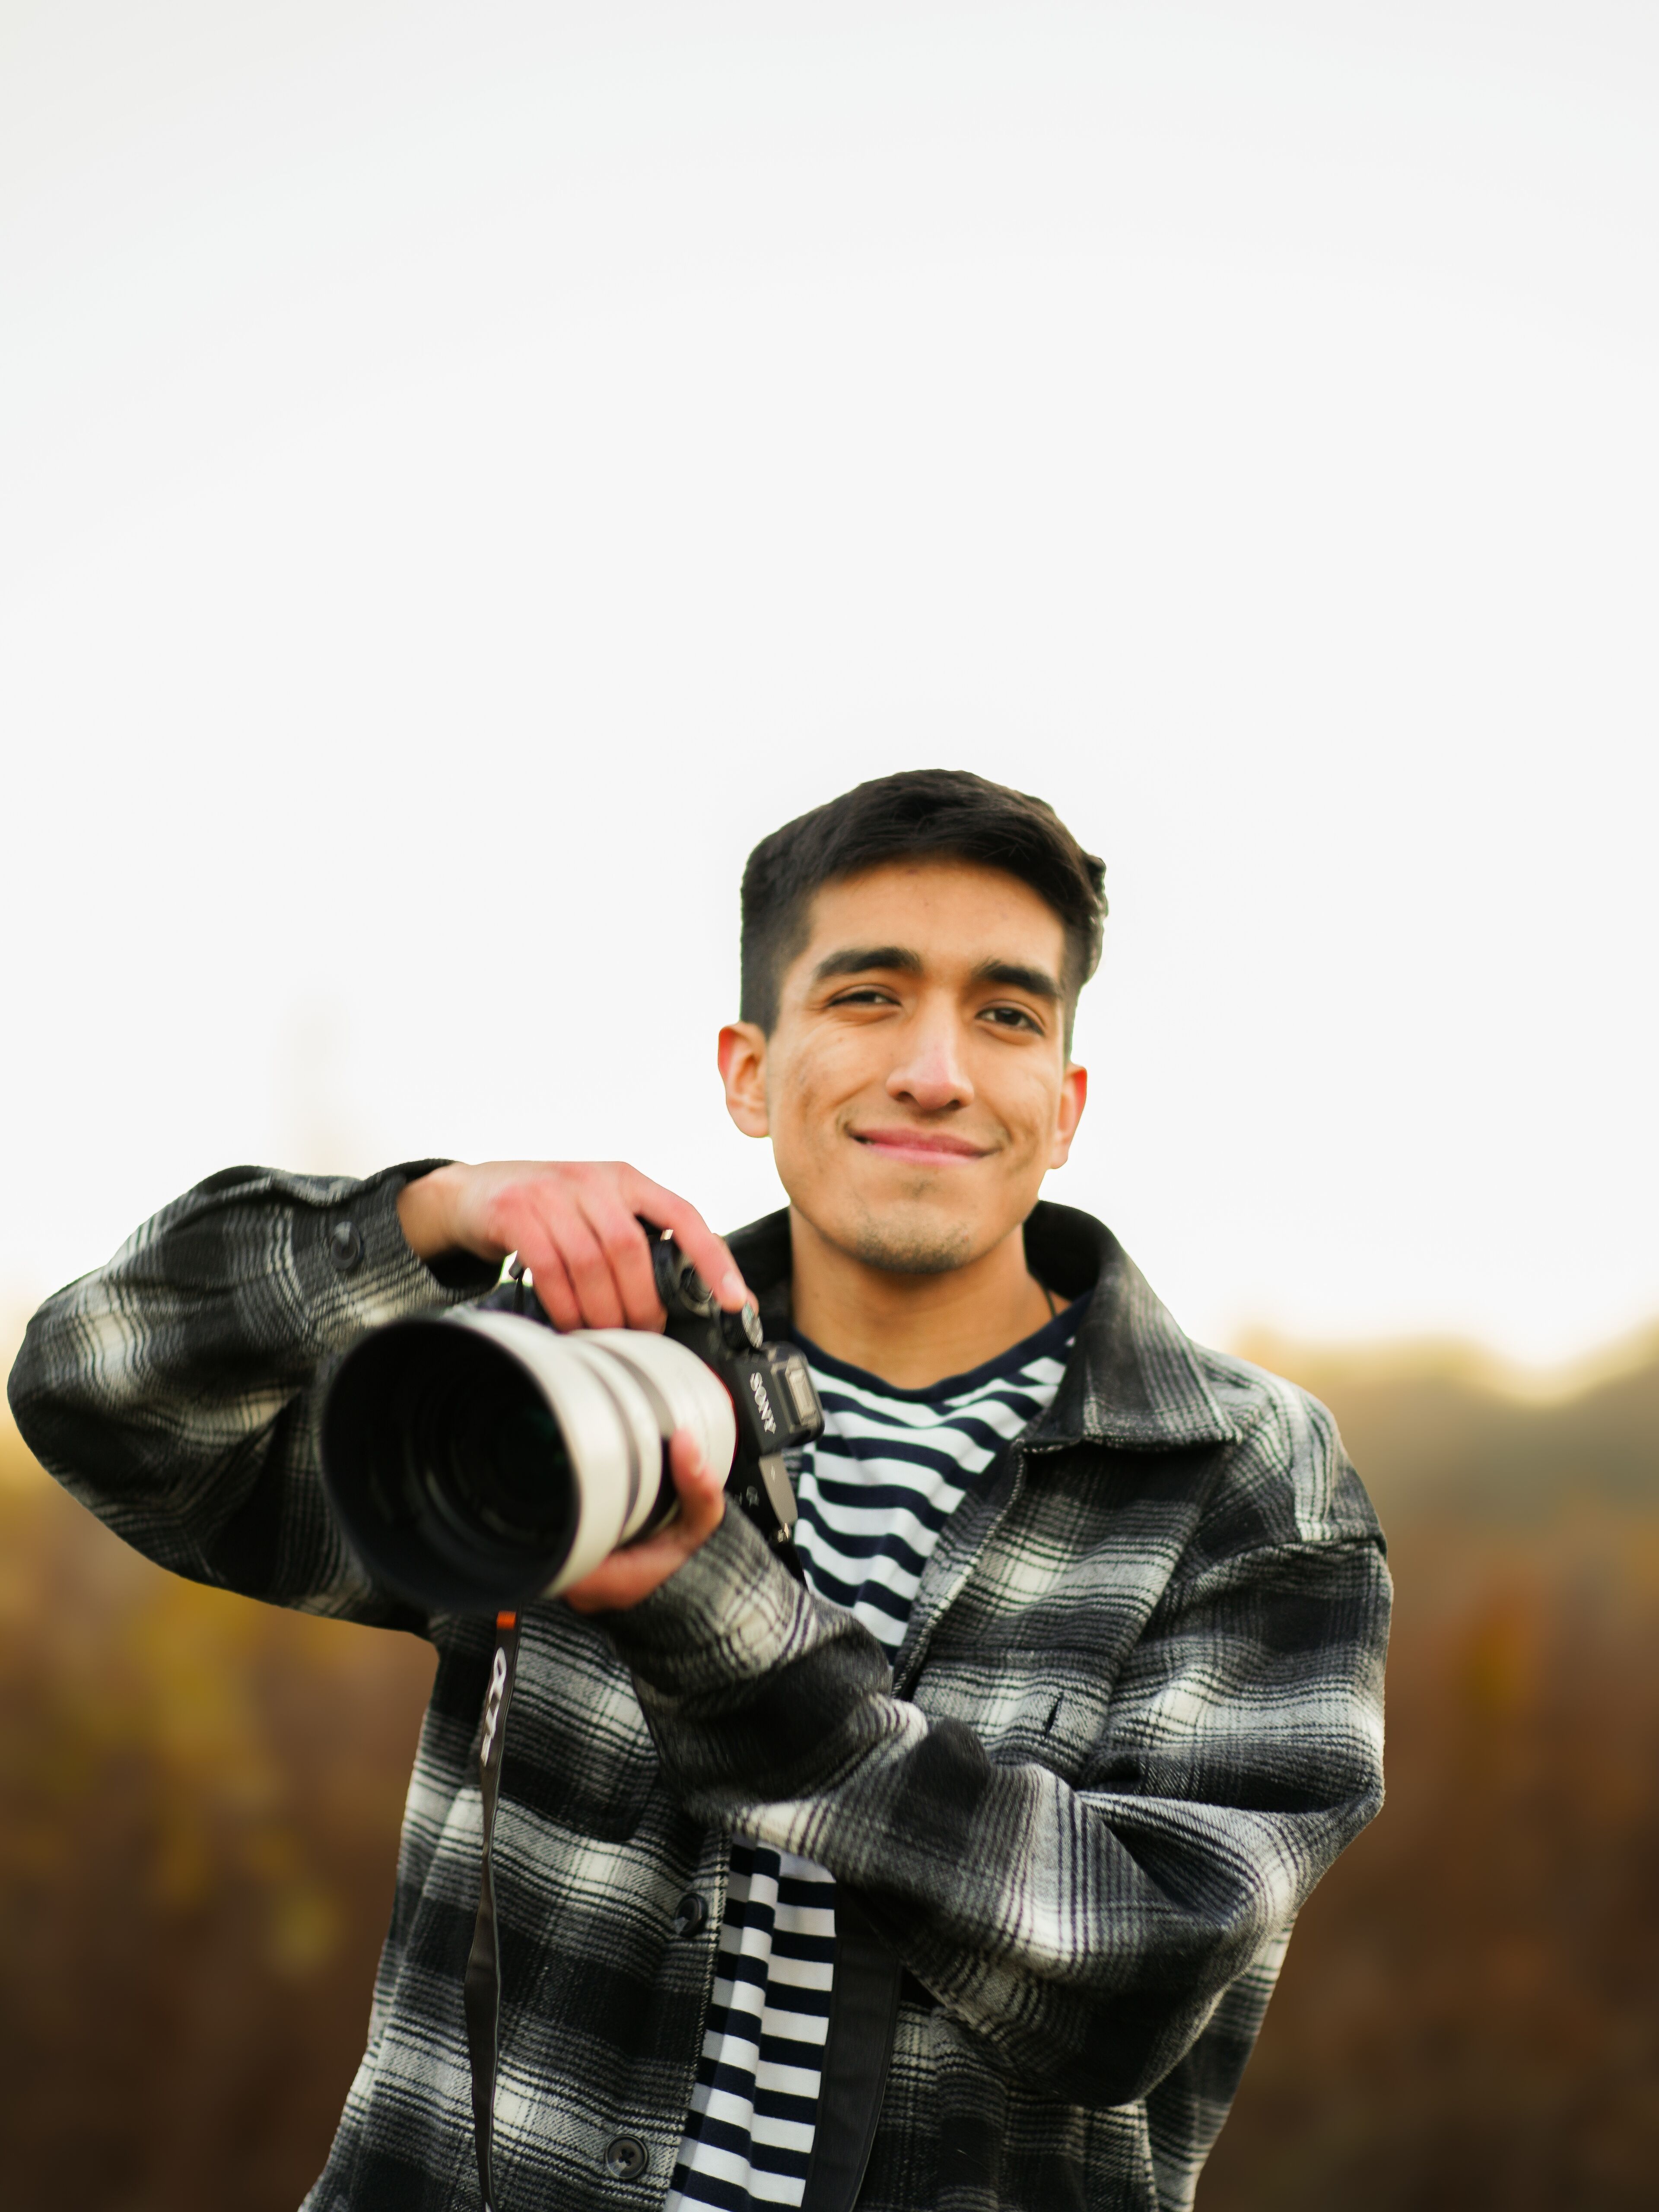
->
[605,1507,806,1687]
[395,1163,468,1261]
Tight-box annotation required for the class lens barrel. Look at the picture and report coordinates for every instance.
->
[321,1311,737,1613]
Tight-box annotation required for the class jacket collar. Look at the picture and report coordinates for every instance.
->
[725,1200,1236,1454]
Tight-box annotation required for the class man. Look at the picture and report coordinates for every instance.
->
[9,769,1390,2212]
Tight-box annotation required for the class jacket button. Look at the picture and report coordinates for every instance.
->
[328,1220,364,1273]
[603,2136,648,2181]
[670,1891,709,1939]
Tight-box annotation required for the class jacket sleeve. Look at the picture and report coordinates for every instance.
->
[5,1162,494,1628]
[601,1471,1390,2108]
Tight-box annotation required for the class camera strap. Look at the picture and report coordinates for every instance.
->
[464,1610,521,2212]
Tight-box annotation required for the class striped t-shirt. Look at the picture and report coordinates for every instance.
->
[665,1301,1081,2212]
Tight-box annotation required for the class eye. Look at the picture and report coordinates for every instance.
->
[980,1003,1044,1033]
[826,985,899,1008]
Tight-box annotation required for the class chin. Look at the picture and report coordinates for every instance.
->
[845,1213,975,1277]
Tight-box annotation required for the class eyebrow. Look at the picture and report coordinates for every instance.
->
[970,958,1062,1002]
[810,946,1062,1001]
[810,946,923,985]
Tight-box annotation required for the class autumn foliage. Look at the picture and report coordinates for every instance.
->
[3,1329,1657,2209]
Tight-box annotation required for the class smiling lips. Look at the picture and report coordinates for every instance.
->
[851,1127,990,1165]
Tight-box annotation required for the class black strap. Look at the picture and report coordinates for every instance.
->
[798,1891,904,2212]
[464,1613,521,2212]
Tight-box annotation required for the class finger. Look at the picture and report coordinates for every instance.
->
[667,1425,724,1532]
[568,1177,667,1332]
[618,1168,751,1312]
[531,1186,629,1330]
[513,1232,583,1333]
[477,1168,646,1328]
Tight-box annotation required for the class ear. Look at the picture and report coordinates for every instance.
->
[1049,1063,1087,1169]
[718,1022,771,1139]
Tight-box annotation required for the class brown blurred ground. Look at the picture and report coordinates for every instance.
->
[0,1428,434,2211]
[1200,1334,1659,2210]
[3,1331,1657,2210]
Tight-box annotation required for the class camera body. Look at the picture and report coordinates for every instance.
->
[319,1228,823,1615]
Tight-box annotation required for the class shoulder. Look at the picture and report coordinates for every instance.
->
[1019,1203,1386,1559]
[1187,1343,1384,1553]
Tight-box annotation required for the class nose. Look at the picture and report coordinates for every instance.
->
[886,1009,975,1114]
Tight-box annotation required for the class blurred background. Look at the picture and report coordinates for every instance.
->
[2,2,1656,2205]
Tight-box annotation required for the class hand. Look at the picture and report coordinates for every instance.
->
[395,1160,751,1332]
[562,1427,726,1612]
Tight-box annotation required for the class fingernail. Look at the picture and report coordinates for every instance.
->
[721,1271,746,1302]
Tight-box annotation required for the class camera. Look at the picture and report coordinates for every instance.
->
[319,1228,824,1614]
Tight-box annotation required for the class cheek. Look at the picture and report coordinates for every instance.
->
[773,1037,871,1129]
[985,1060,1066,1145]
[762,1060,834,1172]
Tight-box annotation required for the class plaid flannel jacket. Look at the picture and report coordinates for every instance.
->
[8,1165,1390,2212]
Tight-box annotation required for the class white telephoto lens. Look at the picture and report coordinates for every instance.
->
[448,1315,738,1593]
[570,1331,738,1545]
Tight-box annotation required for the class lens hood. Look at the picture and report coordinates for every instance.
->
[321,1311,737,1614]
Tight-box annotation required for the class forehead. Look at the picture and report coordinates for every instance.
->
[793,858,1066,973]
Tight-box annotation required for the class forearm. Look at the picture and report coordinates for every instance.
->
[6,1160,489,1615]
[604,1507,1389,2102]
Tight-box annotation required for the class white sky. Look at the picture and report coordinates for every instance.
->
[2,0,1656,1368]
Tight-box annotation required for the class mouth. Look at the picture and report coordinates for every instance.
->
[849,1127,991,1166]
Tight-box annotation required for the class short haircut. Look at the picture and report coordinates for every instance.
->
[740,768,1107,1045]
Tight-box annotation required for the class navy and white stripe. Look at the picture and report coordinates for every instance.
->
[666,1304,1081,2212]
[664,1841,835,2208]
[790,1306,1081,1653]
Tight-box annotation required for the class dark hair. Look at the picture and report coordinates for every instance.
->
[740,768,1107,1043]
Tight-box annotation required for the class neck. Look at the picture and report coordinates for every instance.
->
[788,1207,1054,1390]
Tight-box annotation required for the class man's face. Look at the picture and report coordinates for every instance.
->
[719,859,1087,1274]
